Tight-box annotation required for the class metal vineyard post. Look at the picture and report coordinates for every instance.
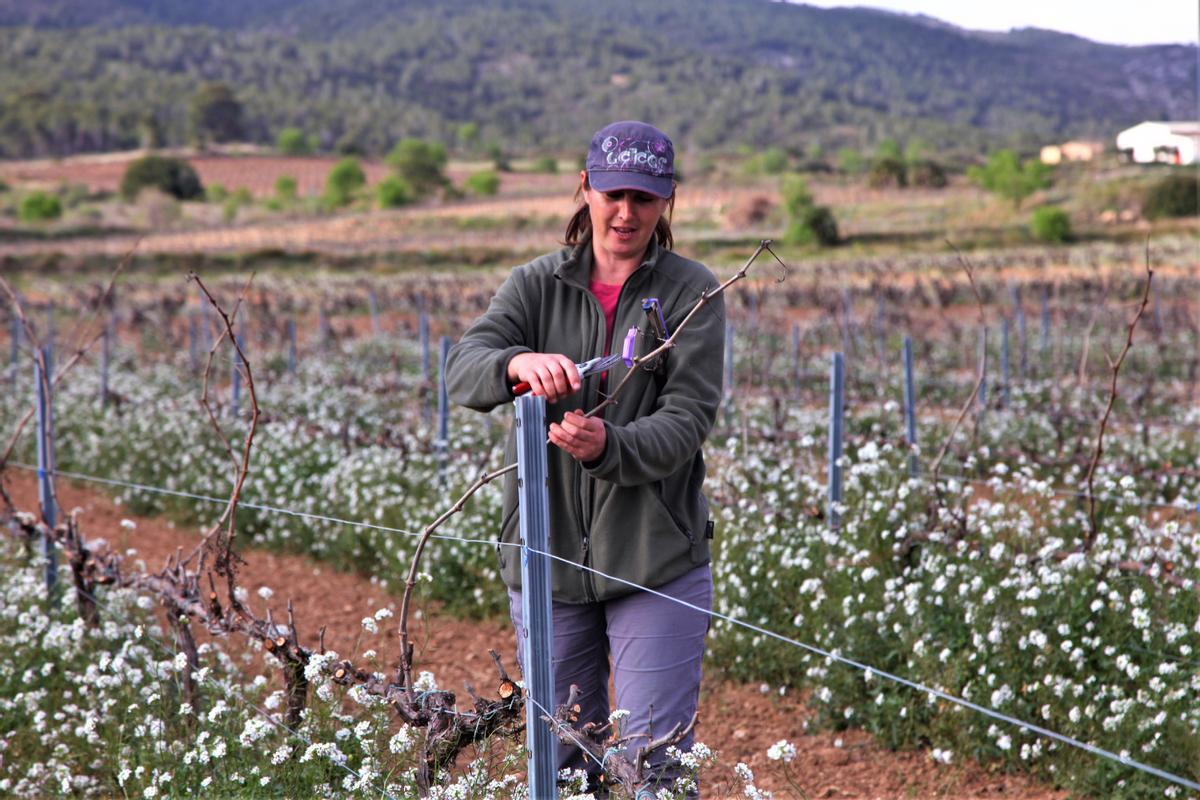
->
[35,344,58,598]
[514,394,557,799]
[1001,317,1010,408]
[828,351,844,528]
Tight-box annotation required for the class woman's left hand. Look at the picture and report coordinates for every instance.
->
[549,410,606,462]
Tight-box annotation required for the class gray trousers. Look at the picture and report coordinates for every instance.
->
[508,564,712,788]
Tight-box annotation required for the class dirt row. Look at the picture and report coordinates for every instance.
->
[4,471,1067,799]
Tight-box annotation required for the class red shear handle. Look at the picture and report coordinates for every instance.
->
[511,381,532,396]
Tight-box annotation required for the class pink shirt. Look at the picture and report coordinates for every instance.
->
[589,279,622,354]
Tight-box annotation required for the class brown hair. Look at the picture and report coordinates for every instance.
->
[563,176,675,250]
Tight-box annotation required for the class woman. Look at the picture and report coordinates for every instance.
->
[446,120,724,796]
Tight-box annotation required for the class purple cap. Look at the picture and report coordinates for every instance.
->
[586,120,675,199]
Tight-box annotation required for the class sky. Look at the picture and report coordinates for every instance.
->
[797,0,1200,46]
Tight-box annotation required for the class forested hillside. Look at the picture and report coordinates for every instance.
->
[0,0,1194,158]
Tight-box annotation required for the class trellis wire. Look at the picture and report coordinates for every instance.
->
[8,460,1198,792]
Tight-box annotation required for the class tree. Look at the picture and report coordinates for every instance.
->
[276,128,313,156]
[189,82,244,146]
[967,150,1051,207]
[120,155,204,201]
[324,157,365,207]
[386,138,448,195]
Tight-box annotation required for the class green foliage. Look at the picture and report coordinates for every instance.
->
[376,175,413,208]
[18,190,62,222]
[779,173,814,218]
[967,149,1051,207]
[456,121,480,148]
[275,127,313,156]
[0,4,1190,161]
[743,147,790,176]
[875,138,902,160]
[836,148,865,175]
[531,155,558,174]
[205,182,228,202]
[801,205,839,245]
[188,81,244,145]
[463,169,500,197]
[119,155,203,201]
[323,156,365,207]
[1142,173,1198,219]
[867,156,908,189]
[780,173,838,247]
[386,138,448,195]
[274,174,297,201]
[486,142,512,173]
[1030,206,1072,243]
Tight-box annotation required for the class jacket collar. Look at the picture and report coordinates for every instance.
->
[555,233,662,290]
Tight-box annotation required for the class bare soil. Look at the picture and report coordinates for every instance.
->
[4,471,1069,800]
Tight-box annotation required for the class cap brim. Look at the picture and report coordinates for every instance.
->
[588,170,674,199]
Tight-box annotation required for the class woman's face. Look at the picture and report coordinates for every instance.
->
[581,171,670,267]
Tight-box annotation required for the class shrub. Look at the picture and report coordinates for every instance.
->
[18,191,62,222]
[376,175,413,208]
[276,128,313,156]
[908,160,948,188]
[531,155,558,174]
[802,205,840,246]
[867,156,908,189]
[120,156,204,201]
[779,173,814,219]
[274,175,298,202]
[464,169,501,197]
[836,148,865,175]
[386,138,448,195]
[1030,206,1072,243]
[205,183,229,202]
[784,205,839,246]
[1142,173,1198,219]
[324,157,366,207]
[745,147,789,176]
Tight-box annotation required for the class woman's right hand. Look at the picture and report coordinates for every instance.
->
[507,352,581,402]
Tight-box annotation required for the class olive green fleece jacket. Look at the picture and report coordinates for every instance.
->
[445,235,725,603]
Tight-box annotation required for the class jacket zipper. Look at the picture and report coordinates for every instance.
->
[577,288,609,604]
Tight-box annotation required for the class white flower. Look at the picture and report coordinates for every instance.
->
[766,739,796,762]
[257,586,273,600]
[120,518,137,530]
[734,762,754,782]
[361,616,379,634]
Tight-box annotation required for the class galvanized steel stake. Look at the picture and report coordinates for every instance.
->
[828,351,844,528]
[35,346,58,598]
[514,395,558,799]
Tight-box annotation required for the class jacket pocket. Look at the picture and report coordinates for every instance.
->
[653,480,694,544]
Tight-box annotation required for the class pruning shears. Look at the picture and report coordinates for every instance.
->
[510,353,623,397]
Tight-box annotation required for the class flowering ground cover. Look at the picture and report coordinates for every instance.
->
[1,260,1197,798]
